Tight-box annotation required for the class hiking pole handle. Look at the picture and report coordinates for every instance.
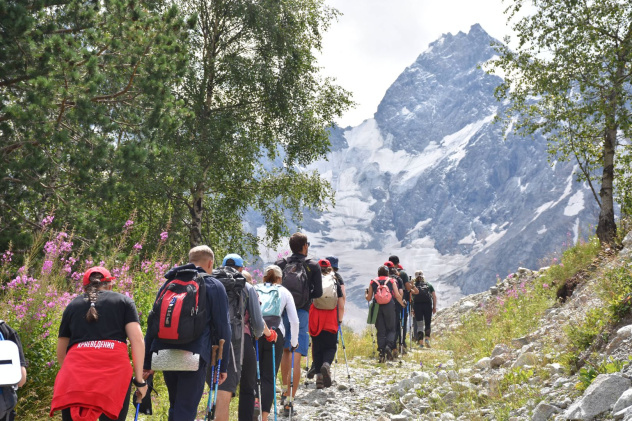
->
[210,339,225,420]
[211,344,219,367]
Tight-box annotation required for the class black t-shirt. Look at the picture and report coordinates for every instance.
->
[333,272,344,286]
[58,290,140,349]
[0,321,27,367]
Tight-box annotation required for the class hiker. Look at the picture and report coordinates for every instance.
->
[51,266,147,421]
[275,233,322,415]
[389,256,412,353]
[365,265,405,362]
[325,255,346,303]
[411,270,437,348]
[242,270,254,285]
[143,245,232,421]
[307,259,344,389]
[384,261,405,358]
[211,253,274,421]
[0,320,27,421]
[255,265,299,421]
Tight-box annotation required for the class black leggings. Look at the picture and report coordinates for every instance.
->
[257,329,284,413]
[311,330,338,371]
[414,304,433,339]
[375,301,396,351]
[61,379,132,420]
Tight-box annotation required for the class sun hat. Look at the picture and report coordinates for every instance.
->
[325,256,339,269]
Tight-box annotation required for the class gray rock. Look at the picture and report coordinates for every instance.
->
[385,401,399,414]
[460,301,477,312]
[614,405,632,420]
[440,413,456,420]
[512,352,538,368]
[443,391,458,403]
[490,286,499,295]
[606,325,632,355]
[437,371,449,384]
[531,402,561,421]
[492,344,511,358]
[390,415,409,421]
[398,378,415,391]
[613,389,632,414]
[564,374,631,420]
[546,363,565,375]
[491,355,507,369]
[512,336,531,348]
[475,357,491,370]
[337,384,348,391]
[447,370,459,381]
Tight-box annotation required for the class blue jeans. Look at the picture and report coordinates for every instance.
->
[163,359,209,421]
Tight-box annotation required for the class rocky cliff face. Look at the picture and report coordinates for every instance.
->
[283,24,599,326]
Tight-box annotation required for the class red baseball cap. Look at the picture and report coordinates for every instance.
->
[383,261,395,268]
[82,266,115,286]
[318,259,332,268]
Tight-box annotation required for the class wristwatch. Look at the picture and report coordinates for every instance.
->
[132,377,147,388]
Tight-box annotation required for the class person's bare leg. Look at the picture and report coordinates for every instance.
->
[214,390,232,421]
[290,354,302,398]
[280,348,291,397]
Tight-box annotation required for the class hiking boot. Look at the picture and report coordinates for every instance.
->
[321,362,332,388]
[401,346,408,355]
[283,402,297,417]
[425,338,431,348]
[385,346,393,361]
[306,364,318,379]
[378,351,385,363]
[316,374,324,389]
[391,347,399,359]
[280,392,288,407]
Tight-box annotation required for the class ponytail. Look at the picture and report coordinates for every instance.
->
[263,270,276,284]
[84,273,103,322]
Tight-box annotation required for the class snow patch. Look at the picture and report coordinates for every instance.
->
[537,225,547,235]
[458,231,477,245]
[564,190,585,217]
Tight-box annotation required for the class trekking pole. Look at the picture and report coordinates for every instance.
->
[211,339,225,420]
[289,350,295,421]
[272,342,277,421]
[134,402,140,421]
[205,345,219,421]
[255,340,263,421]
[338,325,354,392]
[409,301,413,350]
[400,307,405,355]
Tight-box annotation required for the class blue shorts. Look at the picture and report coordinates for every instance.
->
[283,308,309,356]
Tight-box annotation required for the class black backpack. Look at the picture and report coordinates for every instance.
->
[147,269,207,344]
[211,267,247,366]
[282,256,311,309]
[415,281,433,304]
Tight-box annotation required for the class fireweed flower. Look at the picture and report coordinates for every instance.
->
[133,243,143,250]
[124,220,134,229]
[41,215,55,227]
[160,231,168,241]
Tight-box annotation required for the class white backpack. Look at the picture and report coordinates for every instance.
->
[313,273,338,310]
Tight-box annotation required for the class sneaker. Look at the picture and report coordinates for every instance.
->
[425,338,431,348]
[321,362,332,388]
[253,399,260,420]
[306,364,318,379]
[316,374,324,389]
[280,392,288,407]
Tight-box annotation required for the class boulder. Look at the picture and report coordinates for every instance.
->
[563,374,631,420]
[606,325,632,355]
[491,355,507,369]
[475,357,491,370]
[512,336,531,348]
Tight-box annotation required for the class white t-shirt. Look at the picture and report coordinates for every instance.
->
[263,283,299,348]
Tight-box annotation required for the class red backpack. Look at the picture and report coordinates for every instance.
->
[371,276,395,305]
[148,269,207,344]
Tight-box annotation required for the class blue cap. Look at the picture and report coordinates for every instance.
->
[222,253,244,267]
[325,256,339,269]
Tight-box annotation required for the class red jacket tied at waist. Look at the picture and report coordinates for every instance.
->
[309,304,339,337]
[50,340,132,420]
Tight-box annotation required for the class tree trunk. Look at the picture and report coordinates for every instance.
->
[596,127,617,245]
[189,190,204,247]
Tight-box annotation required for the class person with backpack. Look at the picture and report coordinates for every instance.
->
[365,265,405,362]
[383,261,405,358]
[254,265,299,421]
[143,245,231,421]
[388,256,412,354]
[210,253,273,421]
[411,270,437,348]
[306,259,344,389]
[0,320,27,421]
[275,233,322,415]
[51,266,147,421]
[325,256,346,304]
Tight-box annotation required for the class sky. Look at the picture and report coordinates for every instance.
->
[317,0,513,128]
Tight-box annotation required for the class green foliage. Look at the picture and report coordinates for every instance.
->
[576,358,628,391]
[491,0,632,244]
[544,236,601,286]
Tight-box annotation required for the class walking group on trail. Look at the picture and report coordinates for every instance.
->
[1,232,438,421]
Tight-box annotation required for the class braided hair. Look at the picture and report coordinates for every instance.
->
[84,272,104,322]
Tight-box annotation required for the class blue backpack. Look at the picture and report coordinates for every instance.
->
[255,284,283,329]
